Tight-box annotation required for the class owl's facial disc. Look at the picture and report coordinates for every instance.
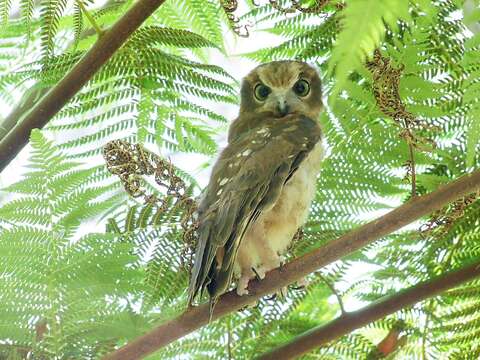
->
[253,77,312,118]
[241,61,322,120]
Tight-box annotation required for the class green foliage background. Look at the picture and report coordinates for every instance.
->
[0,0,479,358]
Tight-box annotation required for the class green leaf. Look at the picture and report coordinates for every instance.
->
[328,0,410,100]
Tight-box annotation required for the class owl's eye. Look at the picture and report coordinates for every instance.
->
[254,84,271,101]
[293,79,310,97]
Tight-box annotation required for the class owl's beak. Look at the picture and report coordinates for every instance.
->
[274,98,290,117]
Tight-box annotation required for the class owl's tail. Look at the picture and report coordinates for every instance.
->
[188,220,216,306]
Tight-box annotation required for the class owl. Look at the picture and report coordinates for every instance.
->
[188,60,324,307]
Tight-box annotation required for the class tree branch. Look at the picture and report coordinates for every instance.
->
[103,169,480,360]
[0,0,117,142]
[0,0,167,173]
[259,260,480,359]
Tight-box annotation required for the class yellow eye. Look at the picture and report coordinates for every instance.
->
[293,79,310,97]
[254,83,271,101]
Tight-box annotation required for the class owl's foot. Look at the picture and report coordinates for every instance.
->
[236,274,252,296]
[278,255,286,272]
[252,266,266,280]
[278,286,288,298]
[296,277,309,288]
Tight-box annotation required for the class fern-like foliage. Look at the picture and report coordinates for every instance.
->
[327,0,411,97]
[234,0,480,358]
[0,131,145,358]
[1,0,480,359]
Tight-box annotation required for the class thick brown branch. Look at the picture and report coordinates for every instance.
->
[259,260,480,359]
[0,0,166,173]
[103,169,480,360]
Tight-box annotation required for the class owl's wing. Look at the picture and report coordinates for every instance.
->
[188,114,322,305]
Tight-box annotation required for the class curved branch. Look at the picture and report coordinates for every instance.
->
[0,0,167,173]
[103,169,480,360]
[259,260,480,359]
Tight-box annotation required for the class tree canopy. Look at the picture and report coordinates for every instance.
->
[0,0,479,359]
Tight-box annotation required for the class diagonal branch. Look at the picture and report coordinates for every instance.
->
[259,260,480,359]
[103,169,480,360]
[0,0,118,142]
[0,0,167,173]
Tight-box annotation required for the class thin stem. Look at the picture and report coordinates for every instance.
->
[408,140,417,197]
[403,118,417,198]
[76,0,104,37]
[319,274,346,315]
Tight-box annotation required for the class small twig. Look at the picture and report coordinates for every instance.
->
[406,126,417,198]
[319,274,346,315]
[76,0,105,37]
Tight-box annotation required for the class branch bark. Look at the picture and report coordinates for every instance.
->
[0,0,167,173]
[103,169,480,360]
[259,260,480,359]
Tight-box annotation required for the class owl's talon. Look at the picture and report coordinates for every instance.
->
[278,256,287,272]
[252,266,266,280]
[296,277,309,288]
[236,275,251,296]
[279,286,288,298]
[237,286,249,296]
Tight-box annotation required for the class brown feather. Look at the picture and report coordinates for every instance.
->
[188,114,321,305]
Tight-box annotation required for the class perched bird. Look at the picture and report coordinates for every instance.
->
[188,60,324,308]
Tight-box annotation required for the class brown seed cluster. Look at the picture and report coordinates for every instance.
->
[366,49,438,196]
[420,191,479,237]
[268,0,330,14]
[103,140,198,271]
[221,0,332,37]
[221,0,250,37]
[366,49,437,151]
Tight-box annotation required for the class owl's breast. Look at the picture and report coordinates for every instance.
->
[261,141,324,252]
[234,141,324,277]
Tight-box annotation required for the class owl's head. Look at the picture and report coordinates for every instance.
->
[240,60,323,119]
